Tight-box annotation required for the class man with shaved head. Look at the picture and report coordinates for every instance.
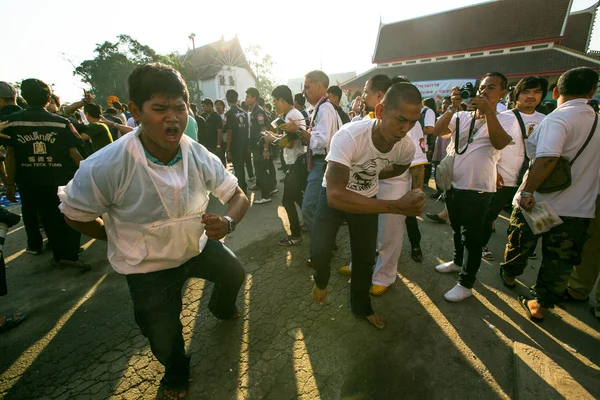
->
[308,83,427,329]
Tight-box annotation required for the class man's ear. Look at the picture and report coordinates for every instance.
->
[128,101,140,121]
[375,103,384,119]
[588,85,598,100]
[552,86,559,100]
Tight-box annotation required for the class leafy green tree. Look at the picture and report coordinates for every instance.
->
[245,44,276,101]
[74,35,200,105]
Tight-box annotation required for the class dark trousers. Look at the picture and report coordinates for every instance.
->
[311,188,378,317]
[126,240,245,391]
[482,185,518,247]
[282,165,304,237]
[21,202,44,251]
[252,146,274,199]
[279,150,288,173]
[445,188,492,289]
[501,209,590,308]
[405,216,421,247]
[0,257,6,296]
[267,157,277,188]
[244,148,254,178]
[19,185,81,262]
[230,148,247,194]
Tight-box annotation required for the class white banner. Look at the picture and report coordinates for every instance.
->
[412,79,476,101]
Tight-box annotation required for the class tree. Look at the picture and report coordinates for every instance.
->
[245,44,276,101]
[74,35,200,105]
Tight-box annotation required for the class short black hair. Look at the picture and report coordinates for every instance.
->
[327,85,343,100]
[201,98,214,107]
[443,96,451,101]
[392,75,410,84]
[257,97,265,107]
[294,93,306,106]
[226,90,238,103]
[265,103,272,111]
[104,107,117,116]
[272,85,294,105]
[246,87,260,99]
[241,101,248,111]
[112,101,123,111]
[423,98,436,111]
[214,99,225,108]
[84,103,102,118]
[381,83,422,109]
[20,79,52,107]
[513,76,549,103]
[557,67,599,97]
[483,72,508,90]
[128,62,189,109]
[368,74,393,94]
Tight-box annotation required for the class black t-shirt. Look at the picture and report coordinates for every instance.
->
[202,112,223,149]
[195,114,206,145]
[250,105,268,145]
[4,107,82,186]
[224,105,249,152]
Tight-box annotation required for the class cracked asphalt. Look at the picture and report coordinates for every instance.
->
[1,170,599,399]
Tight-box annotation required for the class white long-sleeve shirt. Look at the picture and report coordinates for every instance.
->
[309,102,342,155]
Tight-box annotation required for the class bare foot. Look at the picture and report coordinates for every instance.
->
[366,314,386,329]
[155,387,187,399]
[526,299,544,320]
[312,285,327,305]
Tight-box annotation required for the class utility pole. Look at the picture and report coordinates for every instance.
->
[188,33,197,102]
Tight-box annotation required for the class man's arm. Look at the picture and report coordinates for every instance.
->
[102,118,134,134]
[378,164,410,180]
[432,111,453,137]
[519,157,559,211]
[202,187,250,240]
[68,148,83,167]
[65,217,107,240]
[484,112,511,150]
[326,162,424,215]
[410,165,425,190]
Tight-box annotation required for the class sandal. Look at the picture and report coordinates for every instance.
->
[518,295,544,323]
[0,312,27,333]
[278,236,302,246]
[499,268,516,289]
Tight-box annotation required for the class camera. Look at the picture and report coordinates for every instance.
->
[459,82,478,99]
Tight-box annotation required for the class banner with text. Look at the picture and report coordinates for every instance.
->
[413,79,476,101]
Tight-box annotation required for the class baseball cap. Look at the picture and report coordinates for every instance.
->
[0,82,16,98]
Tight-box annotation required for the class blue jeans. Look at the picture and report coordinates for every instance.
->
[126,240,245,391]
[301,157,326,236]
[311,188,378,317]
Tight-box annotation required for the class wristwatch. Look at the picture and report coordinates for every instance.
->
[223,216,236,233]
[521,191,533,198]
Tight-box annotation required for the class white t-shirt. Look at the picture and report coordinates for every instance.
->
[283,108,307,165]
[523,99,600,218]
[448,111,513,192]
[381,122,429,186]
[421,106,436,128]
[323,119,415,198]
[497,110,546,187]
[496,103,507,113]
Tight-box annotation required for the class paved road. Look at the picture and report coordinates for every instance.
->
[1,171,599,399]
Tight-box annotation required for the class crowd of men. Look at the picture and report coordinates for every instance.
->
[0,63,599,399]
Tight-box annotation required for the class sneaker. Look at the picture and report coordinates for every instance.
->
[278,236,302,246]
[51,258,91,271]
[444,283,473,302]
[0,207,21,228]
[482,247,495,261]
[338,265,351,276]
[426,213,447,224]
[254,197,272,204]
[370,284,389,296]
[435,261,462,273]
[26,248,43,255]
[270,188,279,195]
[528,251,537,260]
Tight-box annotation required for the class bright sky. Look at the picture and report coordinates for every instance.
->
[1,0,597,103]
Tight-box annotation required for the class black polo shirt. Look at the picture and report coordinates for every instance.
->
[202,112,223,150]
[250,105,268,146]
[4,107,82,186]
[224,105,249,152]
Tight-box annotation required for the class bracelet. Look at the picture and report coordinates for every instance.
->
[521,191,533,198]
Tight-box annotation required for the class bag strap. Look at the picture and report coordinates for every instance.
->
[571,113,598,166]
[455,115,477,155]
[512,109,527,146]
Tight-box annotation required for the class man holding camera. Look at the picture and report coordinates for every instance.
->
[432,72,512,302]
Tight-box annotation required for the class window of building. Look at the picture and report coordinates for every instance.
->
[229,76,236,86]
[219,75,226,85]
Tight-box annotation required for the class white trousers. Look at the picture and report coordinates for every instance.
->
[348,174,411,287]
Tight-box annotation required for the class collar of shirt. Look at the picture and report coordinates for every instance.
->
[556,98,588,110]
[143,147,183,166]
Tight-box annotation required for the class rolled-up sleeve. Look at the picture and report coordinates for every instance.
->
[58,160,112,222]
[310,103,340,152]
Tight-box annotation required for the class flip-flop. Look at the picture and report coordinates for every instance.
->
[0,312,27,333]
[518,295,544,323]
[499,268,516,289]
